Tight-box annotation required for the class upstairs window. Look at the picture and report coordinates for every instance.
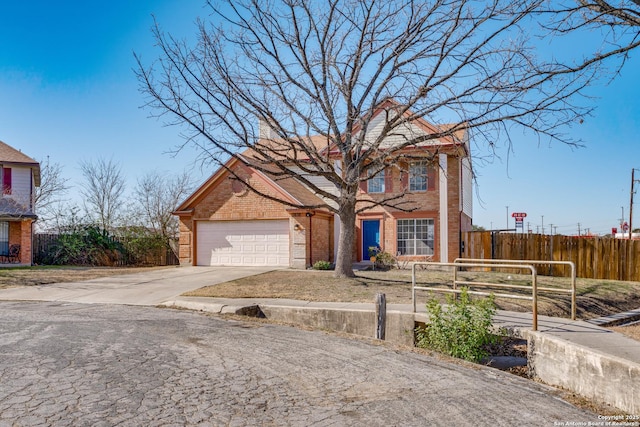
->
[367,169,385,193]
[409,162,427,192]
[2,168,11,195]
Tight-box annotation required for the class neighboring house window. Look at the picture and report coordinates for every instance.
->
[409,162,427,192]
[2,167,11,195]
[0,221,8,255]
[397,218,434,256]
[367,169,385,193]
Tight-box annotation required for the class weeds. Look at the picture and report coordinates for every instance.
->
[416,288,498,362]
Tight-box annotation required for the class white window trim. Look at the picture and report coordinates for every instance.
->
[409,162,427,192]
[397,218,435,256]
[367,169,385,193]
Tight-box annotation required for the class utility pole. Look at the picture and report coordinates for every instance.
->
[577,223,581,236]
[505,206,509,229]
[550,223,554,236]
[630,169,639,240]
[541,215,545,235]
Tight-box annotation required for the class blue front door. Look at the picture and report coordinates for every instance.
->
[362,220,380,260]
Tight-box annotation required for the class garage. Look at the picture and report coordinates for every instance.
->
[196,220,290,266]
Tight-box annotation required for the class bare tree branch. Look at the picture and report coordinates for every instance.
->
[34,157,70,231]
[79,157,126,231]
[134,170,195,241]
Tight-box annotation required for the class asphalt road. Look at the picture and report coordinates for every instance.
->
[0,301,596,426]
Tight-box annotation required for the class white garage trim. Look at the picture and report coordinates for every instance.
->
[196,220,290,267]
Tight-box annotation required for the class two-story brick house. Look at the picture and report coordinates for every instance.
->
[0,141,40,265]
[174,102,472,268]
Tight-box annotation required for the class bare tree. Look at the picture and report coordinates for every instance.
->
[136,0,623,277]
[574,0,640,27]
[134,170,195,241]
[34,157,70,231]
[540,1,640,71]
[79,157,126,231]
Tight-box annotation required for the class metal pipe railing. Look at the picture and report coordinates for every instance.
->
[454,258,576,320]
[412,262,539,330]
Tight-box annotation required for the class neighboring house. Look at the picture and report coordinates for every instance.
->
[0,141,40,265]
[174,102,473,268]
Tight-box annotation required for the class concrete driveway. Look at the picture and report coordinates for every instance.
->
[0,266,272,305]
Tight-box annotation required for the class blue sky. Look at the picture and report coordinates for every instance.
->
[1,1,638,236]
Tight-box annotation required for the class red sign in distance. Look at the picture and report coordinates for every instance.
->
[511,212,527,219]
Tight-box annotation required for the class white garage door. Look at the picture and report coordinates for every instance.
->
[196,220,290,266]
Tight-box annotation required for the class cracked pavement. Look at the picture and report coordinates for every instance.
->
[0,301,596,426]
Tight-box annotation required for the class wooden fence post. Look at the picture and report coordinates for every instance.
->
[375,293,386,340]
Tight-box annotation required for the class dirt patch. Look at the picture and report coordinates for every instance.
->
[0,266,174,289]
[183,268,640,322]
[608,323,640,341]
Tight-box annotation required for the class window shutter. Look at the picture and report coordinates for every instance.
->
[400,163,411,191]
[359,175,368,193]
[427,166,436,191]
[384,168,392,193]
[3,168,11,195]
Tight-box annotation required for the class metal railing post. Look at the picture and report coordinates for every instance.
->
[532,269,538,331]
[570,262,576,320]
[412,263,417,313]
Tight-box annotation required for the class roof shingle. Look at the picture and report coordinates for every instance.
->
[0,140,39,164]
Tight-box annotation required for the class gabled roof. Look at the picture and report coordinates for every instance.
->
[252,161,326,207]
[251,134,332,162]
[0,140,41,186]
[252,99,468,161]
[175,101,469,215]
[0,140,39,164]
[174,155,325,214]
[330,98,467,154]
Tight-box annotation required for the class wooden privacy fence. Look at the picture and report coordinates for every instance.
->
[461,231,640,281]
[34,233,180,267]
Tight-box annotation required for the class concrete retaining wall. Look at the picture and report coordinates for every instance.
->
[528,331,640,414]
[260,305,416,347]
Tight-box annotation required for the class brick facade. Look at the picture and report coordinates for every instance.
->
[176,161,336,268]
[354,152,467,263]
[7,219,33,265]
[176,150,470,267]
[289,211,333,268]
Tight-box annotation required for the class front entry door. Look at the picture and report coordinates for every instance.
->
[362,220,381,261]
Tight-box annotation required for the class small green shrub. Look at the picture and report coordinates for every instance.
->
[374,251,396,269]
[416,288,498,363]
[312,260,332,270]
[47,226,124,266]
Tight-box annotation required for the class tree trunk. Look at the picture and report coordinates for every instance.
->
[334,197,357,278]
